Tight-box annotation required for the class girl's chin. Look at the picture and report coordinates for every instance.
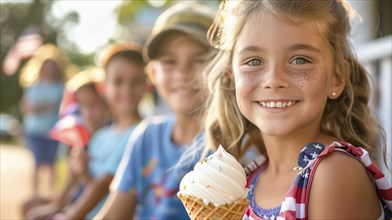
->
[255,125,294,137]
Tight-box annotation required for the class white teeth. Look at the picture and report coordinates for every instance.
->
[259,101,296,108]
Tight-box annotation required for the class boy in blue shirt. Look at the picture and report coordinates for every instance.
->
[95,2,215,219]
[53,43,147,220]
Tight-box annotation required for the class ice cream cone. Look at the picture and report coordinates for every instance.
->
[178,193,249,220]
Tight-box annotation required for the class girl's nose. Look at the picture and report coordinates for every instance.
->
[262,64,290,91]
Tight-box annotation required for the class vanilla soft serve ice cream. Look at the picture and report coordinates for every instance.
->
[178,145,248,206]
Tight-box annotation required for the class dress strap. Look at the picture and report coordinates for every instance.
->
[244,155,268,188]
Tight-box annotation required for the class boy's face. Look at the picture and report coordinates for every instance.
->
[75,87,108,133]
[105,57,146,116]
[151,32,208,115]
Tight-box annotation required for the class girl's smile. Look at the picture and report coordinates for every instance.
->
[255,99,299,113]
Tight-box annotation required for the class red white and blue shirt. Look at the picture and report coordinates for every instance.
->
[243,142,392,220]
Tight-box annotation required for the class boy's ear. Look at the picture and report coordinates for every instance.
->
[145,62,157,85]
[328,63,347,100]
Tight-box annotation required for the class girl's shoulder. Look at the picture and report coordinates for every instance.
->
[306,142,392,219]
[244,142,392,219]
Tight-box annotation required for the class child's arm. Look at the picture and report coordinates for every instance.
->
[26,161,80,220]
[93,191,136,219]
[20,98,55,114]
[308,152,381,219]
[62,174,114,219]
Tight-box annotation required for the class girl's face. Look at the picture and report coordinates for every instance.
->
[75,87,108,133]
[105,57,146,116]
[151,33,208,115]
[232,12,344,138]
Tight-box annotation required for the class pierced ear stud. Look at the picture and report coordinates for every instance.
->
[331,92,336,97]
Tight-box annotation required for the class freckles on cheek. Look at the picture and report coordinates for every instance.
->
[291,67,326,91]
[234,71,260,99]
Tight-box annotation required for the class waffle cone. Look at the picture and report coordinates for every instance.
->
[178,193,249,220]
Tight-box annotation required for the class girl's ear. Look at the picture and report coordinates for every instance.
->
[227,68,233,77]
[222,67,235,88]
[145,61,157,85]
[328,63,347,100]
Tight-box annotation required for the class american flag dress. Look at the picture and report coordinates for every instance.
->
[243,142,392,220]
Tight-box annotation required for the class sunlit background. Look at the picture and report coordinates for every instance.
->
[0,1,390,219]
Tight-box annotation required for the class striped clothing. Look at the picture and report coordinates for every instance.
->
[243,142,392,220]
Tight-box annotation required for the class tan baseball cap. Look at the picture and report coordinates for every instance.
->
[144,1,215,61]
[99,42,144,69]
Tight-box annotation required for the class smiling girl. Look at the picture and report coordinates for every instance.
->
[203,0,392,219]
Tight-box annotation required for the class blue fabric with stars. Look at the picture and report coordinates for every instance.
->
[110,115,200,220]
[297,142,325,169]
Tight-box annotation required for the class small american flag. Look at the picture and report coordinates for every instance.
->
[49,91,90,148]
[3,25,43,75]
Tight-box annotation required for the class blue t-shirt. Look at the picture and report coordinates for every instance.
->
[111,115,200,220]
[86,125,136,219]
[23,81,64,136]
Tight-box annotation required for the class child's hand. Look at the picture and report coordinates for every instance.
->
[25,202,61,220]
[69,147,91,182]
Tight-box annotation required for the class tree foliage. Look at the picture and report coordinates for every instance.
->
[0,0,91,114]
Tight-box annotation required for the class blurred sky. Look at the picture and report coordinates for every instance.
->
[2,0,124,54]
[51,1,123,54]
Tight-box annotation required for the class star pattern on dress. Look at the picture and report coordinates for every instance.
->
[310,151,318,159]
[314,143,323,149]
[300,170,310,178]
[302,155,309,163]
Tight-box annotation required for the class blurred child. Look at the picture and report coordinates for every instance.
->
[50,43,147,220]
[23,67,109,220]
[202,0,392,219]
[21,58,65,197]
[94,2,215,219]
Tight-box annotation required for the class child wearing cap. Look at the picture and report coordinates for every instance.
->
[94,2,215,220]
[23,67,110,220]
[21,56,65,198]
[47,43,147,220]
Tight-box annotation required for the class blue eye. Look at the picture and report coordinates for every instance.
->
[245,59,262,66]
[291,57,310,65]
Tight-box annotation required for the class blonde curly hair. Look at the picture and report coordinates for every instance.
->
[203,0,387,165]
